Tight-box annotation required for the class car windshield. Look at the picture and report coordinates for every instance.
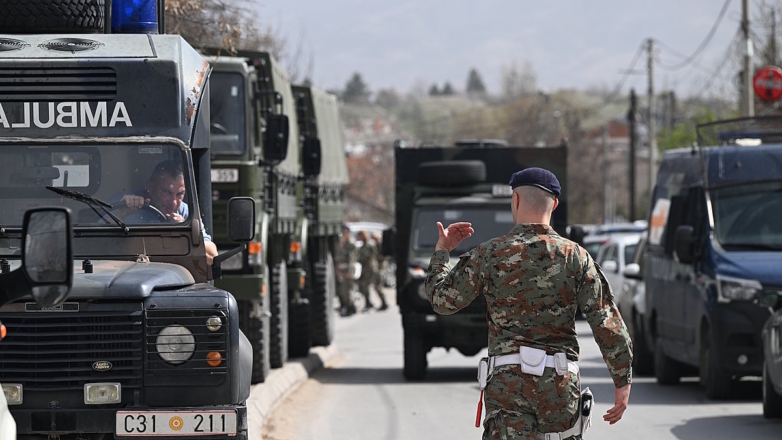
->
[413,205,515,255]
[0,143,193,231]
[711,181,782,249]
[210,71,246,155]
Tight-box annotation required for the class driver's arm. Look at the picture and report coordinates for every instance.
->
[205,240,217,264]
[121,194,147,209]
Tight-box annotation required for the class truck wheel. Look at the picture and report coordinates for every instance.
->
[632,315,654,376]
[763,362,782,418]
[403,325,427,380]
[700,329,732,399]
[269,261,289,368]
[238,298,270,384]
[287,290,312,358]
[654,340,682,385]
[0,0,105,33]
[310,253,336,347]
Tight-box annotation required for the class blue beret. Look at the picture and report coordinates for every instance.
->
[508,167,561,197]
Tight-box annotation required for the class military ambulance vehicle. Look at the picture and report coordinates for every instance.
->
[385,141,568,380]
[0,1,257,437]
[290,84,348,354]
[644,117,782,399]
[206,49,303,379]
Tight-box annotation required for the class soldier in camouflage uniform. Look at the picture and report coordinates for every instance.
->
[371,232,389,311]
[425,168,632,440]
[335,224,357,316]
[356,231,378,311]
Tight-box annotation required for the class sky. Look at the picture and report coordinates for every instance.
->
[261,0,762,99]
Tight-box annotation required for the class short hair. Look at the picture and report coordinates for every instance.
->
[514,185,555,214]
[149,160,184,182]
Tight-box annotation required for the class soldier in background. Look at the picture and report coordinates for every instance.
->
[371,231,389,311]
[356,231,381,312]
[335,224,357,316]
[425,168,632,440]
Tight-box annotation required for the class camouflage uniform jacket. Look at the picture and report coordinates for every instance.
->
[357,242,378,280]
[425,223,633,388]
[335,239,357,279]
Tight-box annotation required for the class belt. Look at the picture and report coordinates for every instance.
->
[491,352,580,376]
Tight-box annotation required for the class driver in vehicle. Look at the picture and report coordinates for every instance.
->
[119,160,218,262]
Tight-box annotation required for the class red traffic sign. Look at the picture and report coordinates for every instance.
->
[753,65,782,102]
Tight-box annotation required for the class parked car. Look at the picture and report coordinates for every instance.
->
[762,308,782,418]
[595,232,642,297]
[619,234,654,376]
[582,222,646,258]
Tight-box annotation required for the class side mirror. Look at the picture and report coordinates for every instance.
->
[382,228,395,256]
[263,114,290,164]
[22,208,73,308]
[601,260,618,274]
[227,197,256,242]
[674,225,695,264]
[623,263,642,280]
[302,137,322,177]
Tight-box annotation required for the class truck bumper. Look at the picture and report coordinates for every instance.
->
[215,274,264,301]
[403,312,488,356]
[711,303,770,377]
[12,405,248,438]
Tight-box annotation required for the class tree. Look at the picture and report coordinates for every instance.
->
[343,73,371,103]
[442,82,455,95]
[501,61,537,100]
[428,84,441,96]
[375,89,401,109]
[658,107,715,152]
[466,68,487,95]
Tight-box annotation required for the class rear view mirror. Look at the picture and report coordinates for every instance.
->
[23,208,73,308]
[623,263,641,280]
[263,114,290,164]
[302,137,322,177]
[601,260,618,274]
[674,225,695,264]
[382,228,395,256]
[227,197,256,242]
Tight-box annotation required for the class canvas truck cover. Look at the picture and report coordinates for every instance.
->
[295,85,349,186]
[263,52,300,177]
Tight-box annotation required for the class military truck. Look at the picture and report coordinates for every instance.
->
[385,142,568,380]
[290,84,348,353]
[206,49,305,379]
[0,1,259,437]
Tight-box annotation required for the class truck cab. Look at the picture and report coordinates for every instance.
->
[0,3,255,438]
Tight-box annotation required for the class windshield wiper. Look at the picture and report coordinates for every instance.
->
[722,242,782,251]
[45,186,129,233]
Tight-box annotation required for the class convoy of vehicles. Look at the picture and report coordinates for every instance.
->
[384,141,568,380]
[616,234,653,376]
[643,117,782,401]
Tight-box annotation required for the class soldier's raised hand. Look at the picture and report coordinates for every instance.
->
[435,222,474,253]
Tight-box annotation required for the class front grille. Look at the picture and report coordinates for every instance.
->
[0,307,143,391]
[0,66,117,101]
[145,309,229,376]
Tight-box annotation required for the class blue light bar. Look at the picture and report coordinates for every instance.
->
[112,0,159,34]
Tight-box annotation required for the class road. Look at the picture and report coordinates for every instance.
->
[264,287,782,440]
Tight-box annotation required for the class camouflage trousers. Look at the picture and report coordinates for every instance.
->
[483,365,581,440]
[358,275,386,307]
[335,278,353,312]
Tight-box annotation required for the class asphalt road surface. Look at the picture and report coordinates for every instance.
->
[264,288,782,439]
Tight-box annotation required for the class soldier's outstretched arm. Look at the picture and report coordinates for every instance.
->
[424,222,484,315]
[574,249,633,388]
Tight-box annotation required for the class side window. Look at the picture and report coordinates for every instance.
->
[664,191,689,255]
[601,244,617,264]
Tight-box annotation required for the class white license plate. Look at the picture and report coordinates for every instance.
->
[116,411,237,437]
[211,169,239,183]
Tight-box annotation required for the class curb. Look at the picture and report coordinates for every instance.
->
[247,344,340,439]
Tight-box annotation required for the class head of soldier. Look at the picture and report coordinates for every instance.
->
[508,167,560,225]
[357,230,369,243]
[146,160,186,217]
[341,224,351,243]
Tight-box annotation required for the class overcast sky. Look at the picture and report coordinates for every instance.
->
[266,0,758,98]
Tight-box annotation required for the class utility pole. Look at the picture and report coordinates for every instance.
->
[742,0,755,117]
[647,38,657,203]
[628,89,637,222]
[602,125,610,223]
[669,91,676,130]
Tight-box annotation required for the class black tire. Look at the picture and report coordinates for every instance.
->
[310,254,336,347]
[269,261,289,369]
[287,293,312,358]
[632,315,654,376]
[403,324,427,380]
[417,160,486,186]
[700,329,732,399]
[654,340,682,385]
[237,296,270,384]
[763,362,782,419]
[0,0,105,33]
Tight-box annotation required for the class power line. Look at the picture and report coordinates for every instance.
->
[692,28,742,97]
[655,0,733,71]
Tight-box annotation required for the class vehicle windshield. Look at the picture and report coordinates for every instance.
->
[210,71,246,155]
[413,205,515,255]
[711,181,782,249]
[0,143,193,231]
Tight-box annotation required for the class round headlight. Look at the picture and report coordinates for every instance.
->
[206,317,222,332]
[156,324,195,364]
